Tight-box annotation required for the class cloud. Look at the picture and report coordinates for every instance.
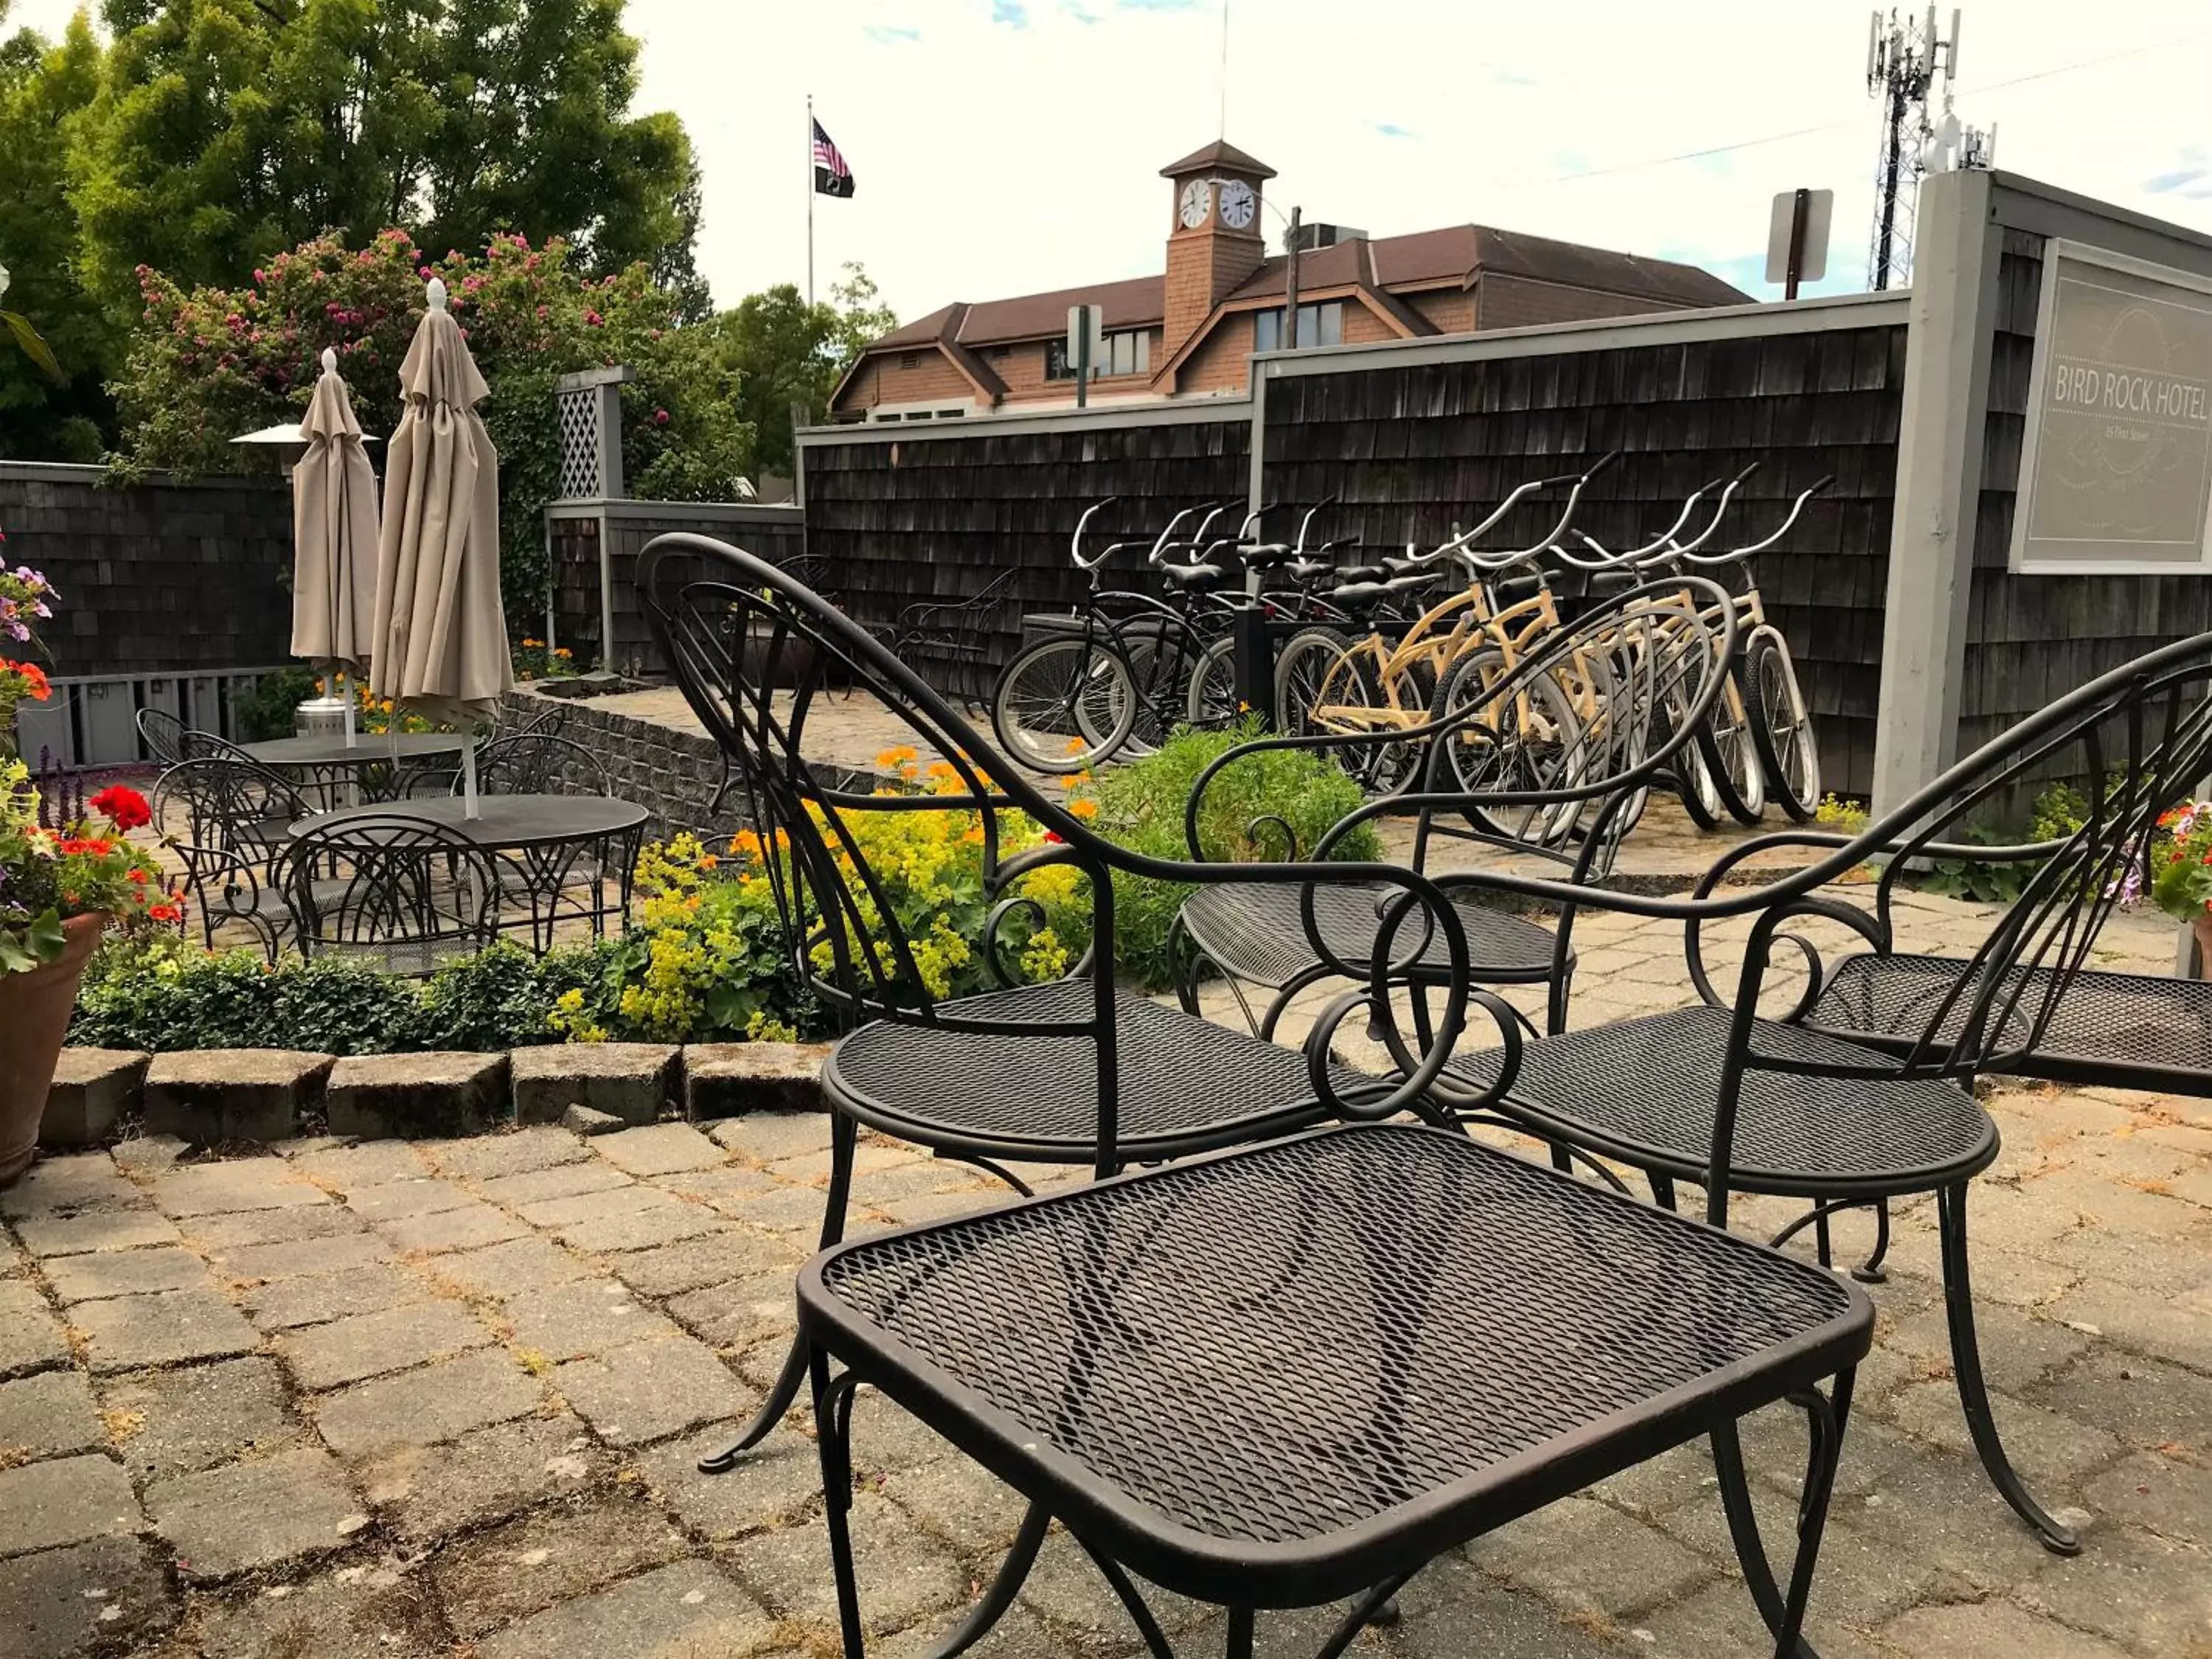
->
[1373,122,1416,140]
[863,23,921,44]
[991,0,1030,25]
[2146,147,2212,199]
[1489,64,1539,87]
[1061,0,1102,18]
[1115,0,1203,10]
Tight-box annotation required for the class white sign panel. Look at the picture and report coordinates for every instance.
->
[2011,240,2212,574]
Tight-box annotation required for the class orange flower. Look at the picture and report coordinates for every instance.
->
[1066,799,1100,821]
[925,761,958,782]
[875,745,919,771]
[2,659,51,700]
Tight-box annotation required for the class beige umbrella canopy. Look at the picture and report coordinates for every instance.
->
[369,278,511,738]
[290,347,380,677]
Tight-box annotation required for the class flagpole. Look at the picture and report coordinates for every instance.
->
[807,92,815,307]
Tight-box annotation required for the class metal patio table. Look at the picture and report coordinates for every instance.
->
[243,731,471,805]
[289,793,647,949]
[803,1123,1873,1658]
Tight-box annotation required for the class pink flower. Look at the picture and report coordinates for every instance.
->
[653,408,669,426]
[252,268,265,283]
[583,310,603,327]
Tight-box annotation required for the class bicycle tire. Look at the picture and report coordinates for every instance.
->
[1692,679,1767,827]
[1665,681,1726,830]
[1186,635,1239,726]
[992,637,1135,773]
[1747,631,1821,821]
[1427,648,1587,845]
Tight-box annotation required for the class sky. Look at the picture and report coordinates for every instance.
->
[12,0,2212,320]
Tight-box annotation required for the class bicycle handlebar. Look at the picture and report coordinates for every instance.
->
[1656,474,1834,566]
[1451,451,1621,573]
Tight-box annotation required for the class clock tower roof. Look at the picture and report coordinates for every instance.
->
[1159,139,1275,181]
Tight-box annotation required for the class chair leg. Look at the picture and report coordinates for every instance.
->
[1710,1373,1851,1659]
[1937,1182,2079,1554]
[1224,1607,1255,1659]
[698,1112,859,1475]
[1852,1197,1891,1284]
[811,1352,868,1658]
[919,1503,1050,1659]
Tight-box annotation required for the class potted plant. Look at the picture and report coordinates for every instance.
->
[2146,801,2212,974]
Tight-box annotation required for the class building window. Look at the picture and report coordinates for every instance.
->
[1045,330,1152,380]
[1253,302,1343,353]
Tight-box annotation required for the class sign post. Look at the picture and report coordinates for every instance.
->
[1067,304,1103,410]
[1765,188,1834,301]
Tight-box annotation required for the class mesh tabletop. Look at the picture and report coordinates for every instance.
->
[290,794,647,850]
[1180,880,1562,988]
[827,978,1375,1160]
[1812,953,2212,1091]
[243,732,468,768]
[804,1123,1869,1603]
[1447,1004,1998,1196]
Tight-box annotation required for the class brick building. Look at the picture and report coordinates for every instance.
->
[829,139,1749,421]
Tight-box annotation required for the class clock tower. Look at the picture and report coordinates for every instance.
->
[1159,139,1273,368]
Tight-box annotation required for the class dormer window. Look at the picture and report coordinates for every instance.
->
[1046,330,1152,380]
[1254,302,1343,353]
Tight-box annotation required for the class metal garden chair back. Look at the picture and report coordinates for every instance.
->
[136,706,190,767]
[473,732,607,797]
[150,757,314,958]
[275,814,502,977]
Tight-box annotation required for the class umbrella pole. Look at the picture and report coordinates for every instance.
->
[461,735,480,820]
[338,669,357,747]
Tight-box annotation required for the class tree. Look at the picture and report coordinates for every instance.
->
[68,0,700,324]
[0,9,111,461]
[724,262,898,479]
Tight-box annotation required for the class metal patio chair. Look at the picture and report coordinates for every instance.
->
[152,757,320,961]
[634,532,1470,1472]
[1430,630,2212,1559]
[276,813,502,977]
[1170,576,1739,1042]
[870,566,1019,706]
[136,706,191,767]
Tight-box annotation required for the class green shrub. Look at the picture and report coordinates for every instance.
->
[232,667,319,742]
[1075,723,1378,990]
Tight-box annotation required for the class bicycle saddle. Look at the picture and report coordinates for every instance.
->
[1287,558,1335,582]
[1381,555,1430,577]
[1161,562,1228,589]
[1330,564,1389,584]
[1240,543,1295,568]
[1488,571,1547,605]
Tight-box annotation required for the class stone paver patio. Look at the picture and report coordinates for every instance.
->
[4,899,2211,1658]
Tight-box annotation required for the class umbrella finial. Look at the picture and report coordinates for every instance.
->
[320,346,338,375]
[426,276,448,311]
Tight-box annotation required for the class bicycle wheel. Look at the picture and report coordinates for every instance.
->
[1114,624,1186,757]
[1427,648,1586,844]
[1186,635,1239,726]
[1692,678,1767,826]
[992,637,1134,773]
[1747,631,1821,821]
[1664,681,1725,830]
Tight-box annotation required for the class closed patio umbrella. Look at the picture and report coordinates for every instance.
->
[291,347,380,745]
[369,277,511,814]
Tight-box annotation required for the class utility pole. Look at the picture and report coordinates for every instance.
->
[1864,8,1961,291]
[1283,206,1302,350]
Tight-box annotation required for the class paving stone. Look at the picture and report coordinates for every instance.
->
[1829,1443,2074,1593]
[143,1051,333,1144]
[425,1125,590,1180]
[650,1162,785,1208]
[341,1177,475,1220]
[469,1559,774,1659]
[42,1244,208,1304]
[279,1299,493,1390]
[665,1270,799,1350]
[878,1449,1029,1557]
[1879,1301,2093,1397]
[101,1357,301,1481]
[554,1335,751,1447]
[640,1425,821,1539]
[2027,1349,2212,1459]
[515,1182,665,1230]
[731,1486,967,1635]
[1467,1497,1714,1620]
[13,1206,181,1257]
[1632,1576,1893,1659]
[209,1229,394,1284]
[189,1558,448,1659]
[323,1051,508,1138]
[1877,1597,2132,1658]
[428,1494,690,1637]
[147,1445,365,1582]
[374,1199,527,1254]
[471,1160,633,1208]
[684,1040,830,1121]
[360,1413,603,1543]
[239,1263,430,1331]
[40,1048,150,1150]
[722,1181,831,1235]
[553,1197,728,1253]
[501,1279,679,1362]
[0,1278,67,1377]
[422,1235,590,1301]
[181,1202,364,1251]
[2079,1448,2212,1541]
[0,1368,102,1465]
[0,1453,142,1555]
[153,1159,330,1217]
[2017,1521,2212,1654]
[0,1537,178,1658]
[283,1138,429,1189]
[608,1228,799,1298]
[310,1346,543,1458]
[510,1042,677,1127]
[2048,1278,2212,1371]
[593,1121,726,1175]
[108,1132,190,1175]
[73,1287,260,1374]
[560,1103,625,1135]
[1881,1377,2122,1482]
[875,1607,1074,1659]
[0,1151,138,1218]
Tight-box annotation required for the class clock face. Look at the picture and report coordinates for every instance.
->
[1218,179,1256,231]
[1178,178,1211,229]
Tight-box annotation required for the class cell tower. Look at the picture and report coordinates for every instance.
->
[1865,8,1962,291]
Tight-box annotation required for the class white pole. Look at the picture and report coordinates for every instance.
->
[461,735,479,821]
[338,669,357,747]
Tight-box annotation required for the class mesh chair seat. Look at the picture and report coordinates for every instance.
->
[802,1122,1871,1605]
[1812,953,2212,1093]
[1181,880,1562,988]
[826,978,1379,1163]
[1447,1004,1999,1197]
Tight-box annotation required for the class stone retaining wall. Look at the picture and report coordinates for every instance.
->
[41,1040,829,1153]
[501,685,738,841]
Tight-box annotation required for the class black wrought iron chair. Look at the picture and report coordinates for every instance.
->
[869,566,1020,707]
[136,706,190,767]
[275,814,502,977]
[151,757,322,961]
[1430,630,2212,1559]
[1170,577,1739,1042]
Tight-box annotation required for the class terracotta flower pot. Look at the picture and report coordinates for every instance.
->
[0,913,105,1186]
[2195,914,2212,981]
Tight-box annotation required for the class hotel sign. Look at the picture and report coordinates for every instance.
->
[2011,241,2212,574]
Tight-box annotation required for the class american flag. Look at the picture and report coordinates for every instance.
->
[812,119,855,199]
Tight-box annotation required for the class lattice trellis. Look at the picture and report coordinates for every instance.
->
[554,386,603,499]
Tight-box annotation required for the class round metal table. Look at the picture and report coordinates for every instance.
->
[289,794,650,950]
[241,731,470,767]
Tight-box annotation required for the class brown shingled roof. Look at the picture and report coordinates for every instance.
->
[1159,139,1276,180]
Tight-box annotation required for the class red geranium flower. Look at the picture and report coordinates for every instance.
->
[91,785,153,832]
